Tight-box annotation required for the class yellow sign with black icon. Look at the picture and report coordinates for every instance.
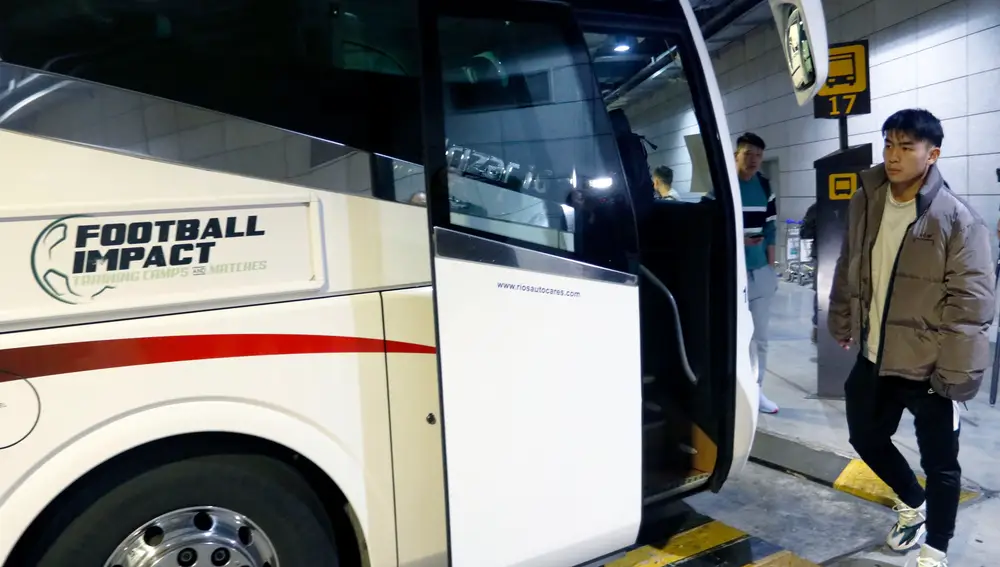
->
[814,40,871,119]
[828,173,857,200]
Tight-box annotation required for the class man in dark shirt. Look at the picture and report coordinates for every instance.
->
[652,166,680,201]
[801,202,817,343]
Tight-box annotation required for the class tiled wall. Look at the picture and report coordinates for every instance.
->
[4,70,579,251]
[628,0,1000,257]
[11,84,374,197]
[10,70,595,231]
[624,81,705,195]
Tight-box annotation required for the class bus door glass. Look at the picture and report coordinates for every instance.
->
[417,1,643,565]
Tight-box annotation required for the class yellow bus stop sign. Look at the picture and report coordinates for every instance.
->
[829,173,857,200]
[819,44,868,97]
[814,40,871,119]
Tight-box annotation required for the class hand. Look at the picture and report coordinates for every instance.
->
[837,338,853,350]
[744,235,764,246]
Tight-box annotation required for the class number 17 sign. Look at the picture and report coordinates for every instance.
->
[813,40,871,119]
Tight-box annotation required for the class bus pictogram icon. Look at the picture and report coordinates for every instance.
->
[818,44,867,97]
[827,52,857,88]
[828,173,857,200]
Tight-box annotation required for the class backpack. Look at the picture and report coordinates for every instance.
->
[758,173,773,200]
[608,108,658,223]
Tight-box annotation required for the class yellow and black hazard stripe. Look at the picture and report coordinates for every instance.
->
[606,513,819,567]
[750,430,981,509]
[833,458,980,508]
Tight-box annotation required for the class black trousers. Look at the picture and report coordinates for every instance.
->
[844,356,961,552]
[811,272,817,326]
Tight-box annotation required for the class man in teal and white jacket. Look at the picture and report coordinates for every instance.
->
[735,132,780,414]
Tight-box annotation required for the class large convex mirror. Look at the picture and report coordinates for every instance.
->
[783,7,815,90]
[768,0,828,105]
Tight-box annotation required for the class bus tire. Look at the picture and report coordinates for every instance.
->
[25,454,341,567]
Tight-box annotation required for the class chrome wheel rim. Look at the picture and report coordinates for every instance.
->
[104,506,278,567]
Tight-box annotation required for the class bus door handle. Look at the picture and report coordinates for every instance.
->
[639,264,698,386]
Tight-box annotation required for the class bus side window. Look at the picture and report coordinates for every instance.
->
[0,0,423,200]
[0,61,384,201]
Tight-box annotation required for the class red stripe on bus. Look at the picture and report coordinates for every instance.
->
[0,334,436,382]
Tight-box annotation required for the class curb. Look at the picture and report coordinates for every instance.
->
[749,430,981,508]
[604,512,821,567]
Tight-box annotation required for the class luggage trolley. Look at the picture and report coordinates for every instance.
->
[784,219,814,286]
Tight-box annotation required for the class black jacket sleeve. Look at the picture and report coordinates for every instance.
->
[800,203,817,240]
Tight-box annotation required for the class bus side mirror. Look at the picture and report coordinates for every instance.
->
[768,0,829,106]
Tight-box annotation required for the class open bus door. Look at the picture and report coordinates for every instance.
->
[416,0,830,564]
[417,1,644,565]
[637,0,828,496]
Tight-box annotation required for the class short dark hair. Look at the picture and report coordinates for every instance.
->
[737,132,766,151]
[652,165,673,185]
[881,108,943,148]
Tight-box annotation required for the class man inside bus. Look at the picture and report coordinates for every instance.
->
[828,109,994,567]
[409,191,427,206]
[735,132,779,414]
[652,165,681,201]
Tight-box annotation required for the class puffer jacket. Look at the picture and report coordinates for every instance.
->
[828,163,996,401]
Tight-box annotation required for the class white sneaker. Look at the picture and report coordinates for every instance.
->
[759,392,779,414]
[887,499,927,551]
[906,544,947,566]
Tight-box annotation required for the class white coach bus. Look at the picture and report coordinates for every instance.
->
[0,0,827,566]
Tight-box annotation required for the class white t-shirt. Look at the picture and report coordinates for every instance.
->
[866,185,917,362]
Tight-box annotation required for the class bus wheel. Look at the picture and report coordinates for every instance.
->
[30,454,340,567]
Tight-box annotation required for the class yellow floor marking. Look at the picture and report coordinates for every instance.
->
[690,423,718,473]
[744,549,821,566]
[833,459,979,507]
[605,520,747,567]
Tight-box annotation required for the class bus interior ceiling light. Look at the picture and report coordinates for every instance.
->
[613,36,633,52]
[588,177,613,189]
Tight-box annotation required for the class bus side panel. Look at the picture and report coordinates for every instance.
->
[320,187,432,295]
[0,128,432,335]
[679,0,759,478]
[0,294,401,567]
[381,287,448,567]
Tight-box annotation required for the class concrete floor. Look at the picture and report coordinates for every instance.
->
[758,280,1000,565]
[827,498,1000,567]
[686,461,894,564]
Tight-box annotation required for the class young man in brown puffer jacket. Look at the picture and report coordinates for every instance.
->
[828,109,995,567]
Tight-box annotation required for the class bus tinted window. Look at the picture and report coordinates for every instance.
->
[0,0,422,164]
[434,15,638,273]
[0,62,379,199]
